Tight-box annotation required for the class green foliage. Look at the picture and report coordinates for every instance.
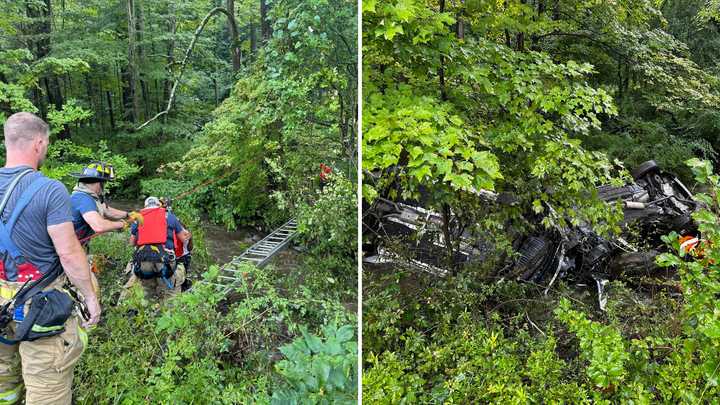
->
[555,299,629,391]
[47,99,93,136]
[364,0,627,267]
[363,160,720,403]
[363,88,502,201]
[272,324,358,404]
[178,94,272,228]
[75,251,356,403]
[42,140,140,192]
[362,271,592,403]
[183,0,357,230]
[296,173,357,289]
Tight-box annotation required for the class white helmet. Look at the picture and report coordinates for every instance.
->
[144,196,161,208]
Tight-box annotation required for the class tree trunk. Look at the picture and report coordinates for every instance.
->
[617,59,623,103]
[439,0,447,100]
[154,79,161,115]
[106,91,116,130]
[136,7,236,130]
[124,0,140,123]
[441,203,457,275]
[163,2,177,120]
[141,80,150,119]
[260,0,271,42]
[137,0,148,121]
[456,0,464,39]
[30,0,71,137]
[227,0,241,70]
[85,74,96,128]
[249,22,257,53]
[531,0,545,50]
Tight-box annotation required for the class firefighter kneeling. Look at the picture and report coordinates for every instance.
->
[127,197,190,300]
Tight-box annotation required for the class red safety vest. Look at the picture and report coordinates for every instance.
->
[173,232,183,257]
[137,207,167,246]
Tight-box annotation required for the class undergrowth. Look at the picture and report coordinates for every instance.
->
[363,159,720,403]
[75,230,357,403]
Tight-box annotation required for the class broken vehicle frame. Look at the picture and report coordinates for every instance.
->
[363,161,700,309]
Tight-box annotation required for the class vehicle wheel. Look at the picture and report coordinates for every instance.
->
[668,213,694,232]
[632,160,659,180]
[513,236,552,280]
[608,251,663,277]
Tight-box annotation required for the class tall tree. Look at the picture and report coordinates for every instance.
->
[124,0,140,123]
[227,0,241,71]
[260,0,271,42]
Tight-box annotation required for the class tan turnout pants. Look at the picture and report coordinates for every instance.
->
[122,261,185,301]
[0,278,85,405]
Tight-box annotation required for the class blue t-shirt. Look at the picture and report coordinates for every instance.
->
[131,211,183,250]
[71,192,100,240]
[0,166,73,278]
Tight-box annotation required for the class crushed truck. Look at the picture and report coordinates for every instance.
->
[363,161,700,309]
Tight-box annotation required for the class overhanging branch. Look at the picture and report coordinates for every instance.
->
[136,7,233,131]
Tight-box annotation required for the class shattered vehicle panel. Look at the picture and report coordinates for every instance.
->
[363,161,700,309]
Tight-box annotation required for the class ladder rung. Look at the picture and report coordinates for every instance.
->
[239,257,263,262]
[253,245,277,250]
[252,247,278,252]
[254,243,279,248]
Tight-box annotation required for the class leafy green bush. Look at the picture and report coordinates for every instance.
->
[75,244,355,403]
[296,173,358,290]
[272,324,358,404]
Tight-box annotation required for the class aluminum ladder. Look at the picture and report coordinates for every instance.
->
[202,218,298,291]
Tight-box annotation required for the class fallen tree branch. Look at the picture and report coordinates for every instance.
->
[136,7,233,131]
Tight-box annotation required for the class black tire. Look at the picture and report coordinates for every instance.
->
[608,251,662,277]
[632,160,659,180]
[513,236,552,280]
[668,213,694,233]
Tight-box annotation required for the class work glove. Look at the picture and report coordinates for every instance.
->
[127,211,144,226]
[82,294,101,328]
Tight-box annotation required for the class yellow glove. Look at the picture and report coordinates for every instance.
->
[127,211,144,226]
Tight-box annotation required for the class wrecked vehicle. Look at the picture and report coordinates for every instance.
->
[363,161,700,308]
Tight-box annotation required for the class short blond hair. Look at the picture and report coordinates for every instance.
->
[4,112,49,147]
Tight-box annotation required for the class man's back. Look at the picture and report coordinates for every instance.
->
[131,209,183,250]
[0,166,72,277]
[70,191,98,240]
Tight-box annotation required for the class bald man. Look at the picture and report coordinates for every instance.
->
[0,112,100,404]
